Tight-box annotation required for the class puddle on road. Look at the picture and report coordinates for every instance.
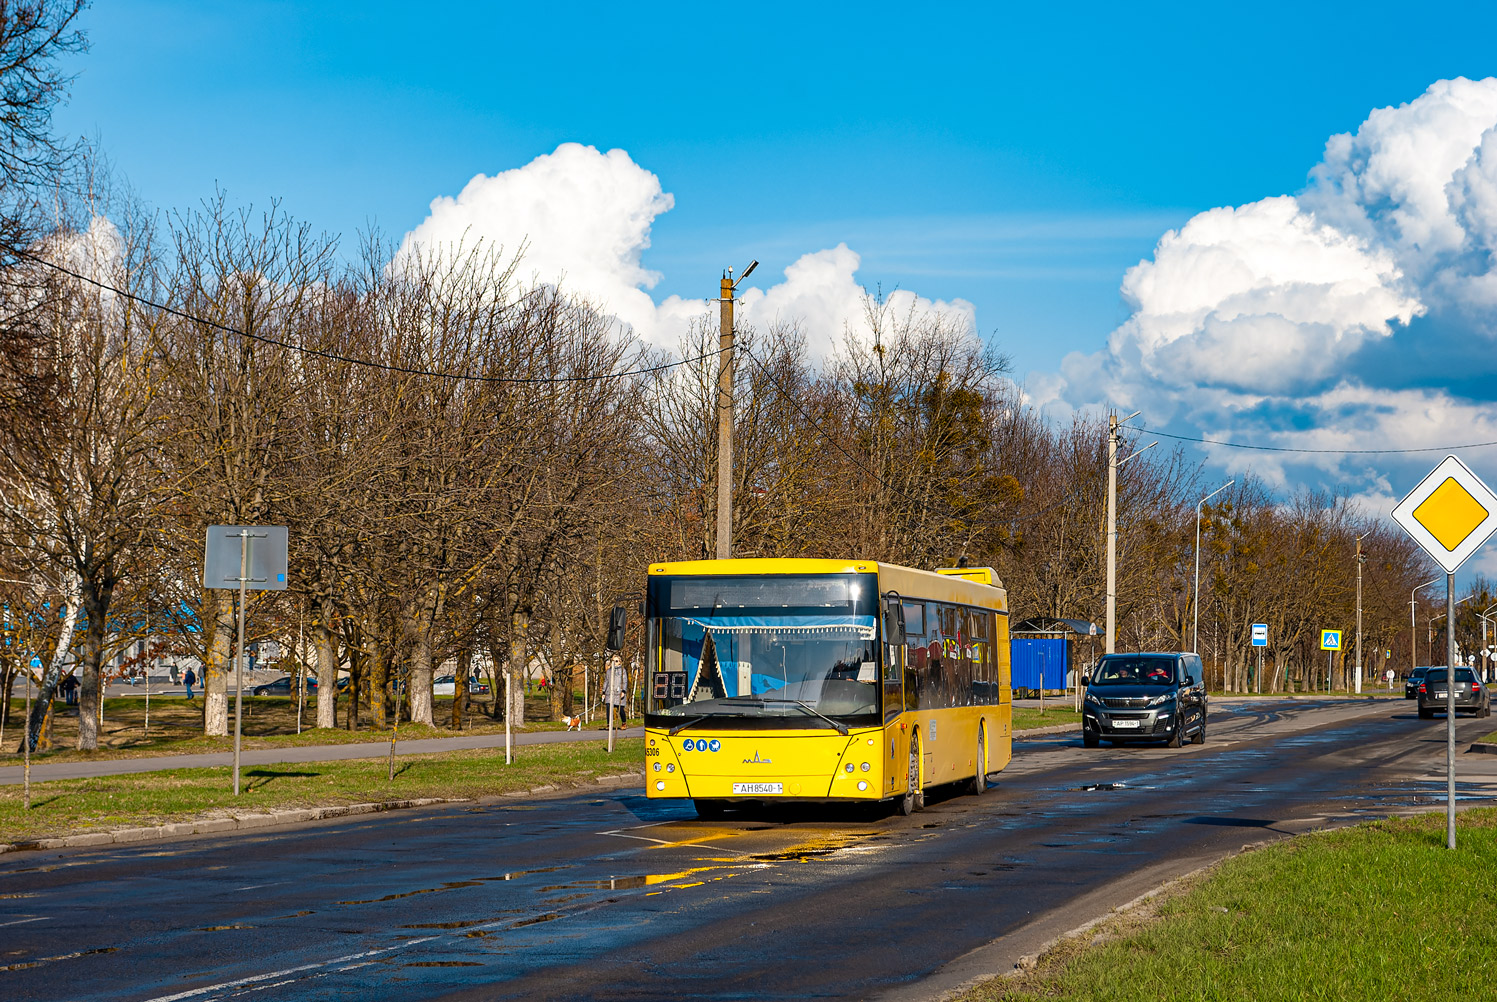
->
[198,924,256,931]
[1074,782,1127,791]
[339,880,484,905]
[1,946,117,972]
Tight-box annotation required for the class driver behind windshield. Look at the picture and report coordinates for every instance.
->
[1092,658,1175,685]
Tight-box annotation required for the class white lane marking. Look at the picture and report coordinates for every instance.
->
[0,916,47,927]
[231,881,288,892]
[137,937,436,1002]
[596,827,750,855]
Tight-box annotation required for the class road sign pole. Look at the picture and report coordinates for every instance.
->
[1257,648,1263,694]
[1447,572,1457,850]
[233,530,249,797]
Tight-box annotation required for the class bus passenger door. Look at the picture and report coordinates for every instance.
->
[882,596,905,724]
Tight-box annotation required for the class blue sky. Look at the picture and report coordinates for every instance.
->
[53,2,1497,548]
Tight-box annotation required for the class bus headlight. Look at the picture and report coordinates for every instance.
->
[653,762,661,772]
[656,781,665,791]
[857,781,868,791]
[844,763,854,773]
[860,762,871,772]
[666,763,675,773]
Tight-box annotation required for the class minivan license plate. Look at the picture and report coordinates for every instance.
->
[1112,719,1140,729]
[733,782,783,795]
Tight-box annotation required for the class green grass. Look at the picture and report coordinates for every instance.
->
[1011,707,1081,731]
[0,738,643,844]
[959,809,1497,1001]
[0,695,632,764]
[1478,730,1497,745]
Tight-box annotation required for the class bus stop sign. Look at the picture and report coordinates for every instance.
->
[1251,623,1267,647]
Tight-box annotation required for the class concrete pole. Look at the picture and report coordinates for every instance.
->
[1105,414,1117,655]
[715,272,735,561]
[1355,535,1364,694]
[1447,572,1457,850]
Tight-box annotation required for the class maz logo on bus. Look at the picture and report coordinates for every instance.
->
[743,750,772,765]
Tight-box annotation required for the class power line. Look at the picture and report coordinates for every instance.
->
[14,249,726,384]
[1144,428,1497,456]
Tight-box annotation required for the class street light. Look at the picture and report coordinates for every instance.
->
[1193,480,1235,653]
[1411,578,1439,673]
[1429,594,1472,665]
[1479,602,1497,681]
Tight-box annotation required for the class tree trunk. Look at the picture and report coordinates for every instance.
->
[315,616,338,729]
[23,581,79,752]
[345,645,361,730]
[408,623,434,726]
[453,647,470,729]
[368,641,389,730]
[507,609,528,728]
[203,591,233,737]
[77,586,111,751]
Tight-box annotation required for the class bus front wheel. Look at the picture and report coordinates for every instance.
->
[899,733,924,815]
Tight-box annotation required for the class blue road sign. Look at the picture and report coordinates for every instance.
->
[1251,623,1268,647]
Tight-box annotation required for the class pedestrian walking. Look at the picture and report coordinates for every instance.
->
[183,667,196,700]
[60,673,79,706]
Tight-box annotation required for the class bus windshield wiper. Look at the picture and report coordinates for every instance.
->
[668,715,713,736]
[762,698,849,735]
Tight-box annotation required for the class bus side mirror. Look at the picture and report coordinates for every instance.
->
[884,597,906,647]
[606,605,627,651]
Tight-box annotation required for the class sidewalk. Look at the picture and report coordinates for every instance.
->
[0,727,646,786]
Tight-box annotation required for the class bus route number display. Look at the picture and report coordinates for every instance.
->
[653,671,689,700]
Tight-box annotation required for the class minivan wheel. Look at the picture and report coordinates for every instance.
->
[1418,706,1433,719]
[1083,728,1099,748]
[1166,713,1184,748]
[1190,716,1206,744]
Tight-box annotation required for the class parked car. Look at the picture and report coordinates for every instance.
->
[1416,667,1491,718]
[251,675,311,696]
[433,674,491,697]
[1082,652,1208,748]
[1404,666,1429,700]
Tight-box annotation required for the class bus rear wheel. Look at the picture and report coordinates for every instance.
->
[968,726,987,795]
[899,733,924,815]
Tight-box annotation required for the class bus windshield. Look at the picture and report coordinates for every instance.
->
[645,573,882,723]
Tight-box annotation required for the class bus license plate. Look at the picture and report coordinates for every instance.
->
[1112,719,1140,728]
[733,782,783,795]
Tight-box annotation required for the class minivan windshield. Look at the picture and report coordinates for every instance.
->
[1091,656,1176,686]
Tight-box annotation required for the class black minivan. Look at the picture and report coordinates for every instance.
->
[1081,652,1208,748]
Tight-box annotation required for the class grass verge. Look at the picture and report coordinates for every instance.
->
[0,695,633,764]
[1478,730,1497,744]
[0,738,643,844]
[956,808,1497,1001]
[1012,707,1081,731]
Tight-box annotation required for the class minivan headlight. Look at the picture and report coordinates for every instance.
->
[1084,691,1103,706]
[1146,692,1175,708]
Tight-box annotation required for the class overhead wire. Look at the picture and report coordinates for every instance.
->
[1141,427,1497,456]
[12,249,727,384]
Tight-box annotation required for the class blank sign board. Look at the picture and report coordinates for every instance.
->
[203,525,289,591]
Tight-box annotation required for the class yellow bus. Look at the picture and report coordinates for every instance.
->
[640,558,1012,816]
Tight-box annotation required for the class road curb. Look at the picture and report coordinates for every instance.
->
[1468,741,1497,755]
[0,770,645,856]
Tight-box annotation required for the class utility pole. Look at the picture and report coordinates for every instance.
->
[1105,415,1117,654]
[715,272,735,560]
[1104,412,1151,656]
[714,261,757,560]
[1355,534,1365,694]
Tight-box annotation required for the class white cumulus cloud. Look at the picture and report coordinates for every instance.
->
[1045,77,1497,504]
[398,143,972,356]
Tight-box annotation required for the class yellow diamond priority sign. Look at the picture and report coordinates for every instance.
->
[1391,455,1497,574]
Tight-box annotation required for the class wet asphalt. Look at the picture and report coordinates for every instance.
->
[3,698,1496,1002]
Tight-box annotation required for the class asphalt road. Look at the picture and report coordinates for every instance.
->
[4,698,1496,1002]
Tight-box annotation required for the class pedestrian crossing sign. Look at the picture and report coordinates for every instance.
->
[1321,630,1342,651]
